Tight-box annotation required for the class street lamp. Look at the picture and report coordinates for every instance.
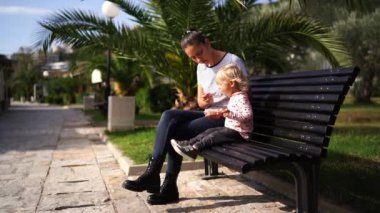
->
[91,69,102,84]
[102,1,120,111]
[43,70,49,78]
[42,71,49,98]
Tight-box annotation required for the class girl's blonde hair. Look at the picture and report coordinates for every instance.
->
[216,64,249,92]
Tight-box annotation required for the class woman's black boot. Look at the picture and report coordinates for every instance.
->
[147,173,179,205]
[122,156,164,193]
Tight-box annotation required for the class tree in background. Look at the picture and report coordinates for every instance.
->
[10,48,42,101]
[36,0,350,109]
[334,9,380,102]
[284,0,380,102]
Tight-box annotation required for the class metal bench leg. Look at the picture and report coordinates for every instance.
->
[204,158,210,176]
[203,159,224,180]
[289,162,320,213]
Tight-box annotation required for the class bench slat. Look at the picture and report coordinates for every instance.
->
[250,85,346,94]
[249,139,305,157]
[202,142,315,172]
[230,142,307,161]
[212,146,265,164]
[224,143,285,159]
[201,150,249,173]
[221,144,274,160]
[253,109,335,124]
[252,93,342,103]
[249,76,351,87]
[253,116,332,136]
[247,143,293,157]
[252,101,338,114]
[251,67,359,81]
[253,125,327,145]
[218,145,269,161]
[251,133,322,157]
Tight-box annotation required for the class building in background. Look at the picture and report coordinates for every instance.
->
[0,54,13,113]
[42,47,71,78]
[42,61,71,78]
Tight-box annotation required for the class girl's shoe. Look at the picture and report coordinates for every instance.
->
[170,139,198,161]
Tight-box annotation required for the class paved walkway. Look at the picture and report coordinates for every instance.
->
[0,103,295,212]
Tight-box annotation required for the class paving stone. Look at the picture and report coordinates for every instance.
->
[53,152,94,161]
[50,158,97,168]
[0,196,27,211]
[0,185,41,211]
[48,164,102,180]
[57,139,93,151]
[37,205,113,213]
[101,174,127,201]
[37,191,111,211]
[0,165,16,175]
[63,121,91,128]
[60,128,86,139]
[88,134,101,141]
[114,198,150,213]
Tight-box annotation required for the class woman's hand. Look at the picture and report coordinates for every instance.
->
[221,108,230,118]
[201,93,214,107]
[204,108,225,119]
[198,85,214,109]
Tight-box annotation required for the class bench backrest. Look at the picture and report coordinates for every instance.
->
[249,67,359,159]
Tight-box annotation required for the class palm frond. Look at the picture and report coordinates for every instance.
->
[158,0,219,39]
[35,9,119,51]
[231,11,350,68]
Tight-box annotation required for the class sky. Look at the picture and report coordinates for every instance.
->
[0,0,137,56]
[0,0,271,57]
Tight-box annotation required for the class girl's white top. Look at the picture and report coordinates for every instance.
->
[197,53,248,108]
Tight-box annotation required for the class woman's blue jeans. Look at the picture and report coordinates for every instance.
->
[152,109,224,175]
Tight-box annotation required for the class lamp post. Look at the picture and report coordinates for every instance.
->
[42,71,49,98]
[101,1,120,111]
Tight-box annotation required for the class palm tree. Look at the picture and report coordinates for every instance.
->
[11,48,41,101]
[36,0,351,109]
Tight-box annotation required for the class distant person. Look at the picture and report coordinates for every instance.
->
[122,30,248,205]
[171,64,253,160]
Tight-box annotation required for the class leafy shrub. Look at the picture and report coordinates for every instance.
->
[135,87,152,114]
[149,84,176,113]
[45,77,81,105]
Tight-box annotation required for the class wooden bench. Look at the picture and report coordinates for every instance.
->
[200,67,360,213]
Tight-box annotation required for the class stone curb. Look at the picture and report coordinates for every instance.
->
[98,131,204,176]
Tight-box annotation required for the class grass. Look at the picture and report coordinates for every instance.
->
[106,128,156,164]
[83,109,107,123]
[83,109,160,164]
[136,112,161,120]
[341,96,380,112]
[321,128,380,212]
[319,100,380,212]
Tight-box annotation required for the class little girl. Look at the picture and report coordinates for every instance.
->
[171,63,253,160]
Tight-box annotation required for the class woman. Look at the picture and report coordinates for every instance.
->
[171,63,253,161]
[122,30,248,205]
